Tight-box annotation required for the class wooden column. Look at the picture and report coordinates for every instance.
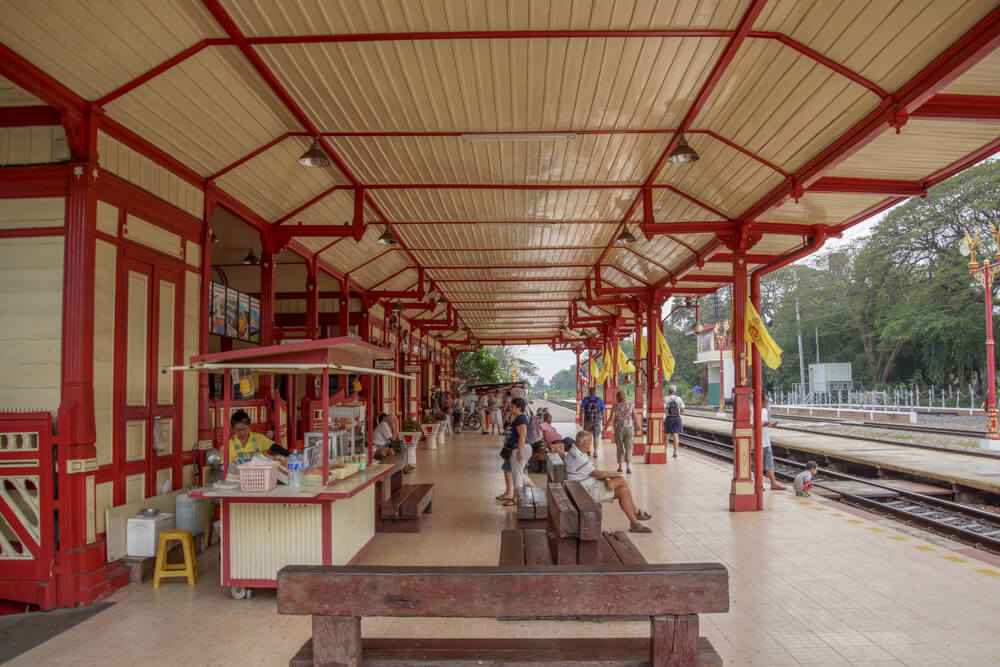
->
[646,300,665,463]
[729,257,755,511]
[305,258,319,340]
[198,192,216,441]
[259,240,276,399]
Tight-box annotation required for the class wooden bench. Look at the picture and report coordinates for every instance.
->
[500,528,646,567]
[380,483,434,533]
[516,487,547,529]
[548,480,603,564]
[279,564,728,666]
[373,455,404,533]
[547,452,565,483]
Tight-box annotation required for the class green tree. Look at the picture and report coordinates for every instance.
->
[455,348,505,385]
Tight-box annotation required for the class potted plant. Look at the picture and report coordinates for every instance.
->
[420,414,441,449]
[399,418,422,446]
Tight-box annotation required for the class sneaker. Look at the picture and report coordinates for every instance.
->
[796,490,811,497]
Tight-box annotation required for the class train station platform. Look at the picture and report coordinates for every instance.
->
[683,415,1000,495]
[5,425,1000,666]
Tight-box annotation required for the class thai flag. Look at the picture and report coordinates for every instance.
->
[578,365,589,384]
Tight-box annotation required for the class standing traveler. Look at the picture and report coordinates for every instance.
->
[580,386,606,460]
[612,390,640,474]
[489,392,503,435]
[497,397,532,504]
[663,385,685,458]
[758,395,785,490]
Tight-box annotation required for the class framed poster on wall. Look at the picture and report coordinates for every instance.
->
[210,282,227,335]
[237,293,250,341]
[249,297,260,344]
[225,287,239,338]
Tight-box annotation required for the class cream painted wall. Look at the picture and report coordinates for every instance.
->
[93,239,116,467]
[0,125,69,165]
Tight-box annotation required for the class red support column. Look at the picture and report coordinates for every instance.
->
[602,324,618,441]
[305,258,319,340]
[646,301,666,463]
[751,274,764,510]
[729,258,755,511]
[633,311,646,457]
[198,194,216,443]
[338,276,350,337]
[259,242,275,400]
[574,349,582,423]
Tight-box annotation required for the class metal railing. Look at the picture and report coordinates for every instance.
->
[772,385,981,415]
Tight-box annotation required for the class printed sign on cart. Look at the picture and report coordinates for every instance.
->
[373,359,395,370]
[404,364,422,374]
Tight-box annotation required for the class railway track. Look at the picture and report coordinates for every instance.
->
[679,432,1000,554]
[686,407,1000,459]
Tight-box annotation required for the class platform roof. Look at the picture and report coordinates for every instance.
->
[2,1,999,344]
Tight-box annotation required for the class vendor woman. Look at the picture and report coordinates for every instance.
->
[229,409,287,465]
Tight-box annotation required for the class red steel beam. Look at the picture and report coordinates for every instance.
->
[807,177,926,197]
[676,274,735,283]
[0,42,86,116]
[911,93,1000,122]
[738,4,1000,224]
[0,105,60,126]
[209,132,294,180]
[710,252,783,264]
[95,39,228,106]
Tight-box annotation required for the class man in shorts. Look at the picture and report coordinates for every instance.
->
[663,385,684,458]
[565,431,652,534]
[759,395,785,490]
[580,386,605,459]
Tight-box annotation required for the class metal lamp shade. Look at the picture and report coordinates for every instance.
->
[668,134,699,164]
[298,138,331,167]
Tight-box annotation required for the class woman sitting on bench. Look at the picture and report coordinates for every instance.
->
[566,431,653,534]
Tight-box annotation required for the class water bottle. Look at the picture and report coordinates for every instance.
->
[289,453,303,488]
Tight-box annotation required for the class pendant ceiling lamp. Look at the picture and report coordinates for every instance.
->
[211,232,220,244]
[242,248,259,265]
[298,138,331,168]
[616,227,637,244]
[392,300,406,311]
[576,294,587,305]
[693,322,704,333]
[377,227,398,245]
[667,134,699,164]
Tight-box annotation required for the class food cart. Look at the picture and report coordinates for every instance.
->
[167,337,410,599]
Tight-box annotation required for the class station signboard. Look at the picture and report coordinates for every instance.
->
[404,364,422,374]
[373,359,395,370]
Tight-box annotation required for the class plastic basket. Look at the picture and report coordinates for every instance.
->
[238,462,278,492]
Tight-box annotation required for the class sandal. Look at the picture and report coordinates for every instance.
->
[629,523,652,533]
[501,498,516,506]
[495,494,508,501]
[635,510,651,521]
[626,468,632,474]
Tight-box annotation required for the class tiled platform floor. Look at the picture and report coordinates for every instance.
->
[8,425,1000,666]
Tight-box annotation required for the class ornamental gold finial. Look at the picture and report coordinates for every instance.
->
[990,222,1000,261]
[964,230,980,269]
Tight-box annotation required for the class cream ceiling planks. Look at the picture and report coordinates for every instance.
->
[222,0,748,36]
[641,188,728,222]
[942,48,1000,95]
[326,133,670,185]
[215,136,350,220]
[396,221,617,252]
[104,46,299,176]
[0,0,224,100]
[762,192,889,225]
[824,120,1000,181]
[0,76,44,107]
[256,36,725,132]
[374,187,635,222]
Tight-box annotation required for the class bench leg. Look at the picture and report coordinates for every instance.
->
[651,614,698,667]
[313,615,361,667]
[424,500,432,514]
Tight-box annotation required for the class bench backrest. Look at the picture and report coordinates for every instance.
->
[278,564,729,618]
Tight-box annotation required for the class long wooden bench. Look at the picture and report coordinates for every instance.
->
[516,487,547,529]
[501,528,647,567]
[380,483,434,533]
[547,452,565,483]
[279,564,729,666]
[549,480,603,564]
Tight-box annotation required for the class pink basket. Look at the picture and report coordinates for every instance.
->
[238,462,277,492]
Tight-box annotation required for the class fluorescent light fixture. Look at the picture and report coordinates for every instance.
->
[460,132,577,142]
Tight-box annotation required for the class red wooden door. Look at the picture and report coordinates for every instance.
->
[114,255,183,503]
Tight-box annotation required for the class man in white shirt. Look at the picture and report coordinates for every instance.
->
[565,431,652,534]
[759,396,785,490]
[372,413,397,448]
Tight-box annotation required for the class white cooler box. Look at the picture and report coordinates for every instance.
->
[126,512,174,558]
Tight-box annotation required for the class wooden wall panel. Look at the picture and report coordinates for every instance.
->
[124,214,183,260]
[125,270,148,407]
[0,126,69,165]
[0,197,65,230]
[0,236,63,412]
[183,271,200,450]
[125,474,144,503]
[156,280,176,403]
[95,481,113,536]
[93,240,117,467]
[96,200,118,236]
[97,131,204,219]
[125,420,145,462]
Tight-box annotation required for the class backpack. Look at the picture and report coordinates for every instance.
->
[582,396,602,423]
[525,411,543,444]
[666,396,681,418]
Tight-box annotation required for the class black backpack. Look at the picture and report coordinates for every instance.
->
[666,396,681,418]
[583,396,602,423]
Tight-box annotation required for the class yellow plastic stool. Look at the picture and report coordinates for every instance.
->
[153,529,198,588]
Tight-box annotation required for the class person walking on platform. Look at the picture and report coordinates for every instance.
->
[442,393,454,435]
[612,390,639,474]
[664,385,685,458]
[759,395,785,490]
[489,392,503,435]
[479,393,489,434]
[580,386,605,459]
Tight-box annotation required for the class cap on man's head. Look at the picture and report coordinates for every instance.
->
[588,386,597,394]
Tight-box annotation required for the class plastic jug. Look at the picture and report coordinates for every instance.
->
[175,494,206,536]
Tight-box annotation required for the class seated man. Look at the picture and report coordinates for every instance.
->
[372,413,401,452]
[565,431,652,534]
[539,412,563,445]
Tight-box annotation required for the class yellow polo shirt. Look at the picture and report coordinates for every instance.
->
[228,432,275,466]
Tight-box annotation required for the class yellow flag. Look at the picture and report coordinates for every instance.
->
[654,326,675,380]
[588,357,599,385]
[596,346,612,384]
[617,343,636,373]
[745,297,782,369]
[636,328,647,360]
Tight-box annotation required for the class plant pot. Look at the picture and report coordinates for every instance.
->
[399,431,421,446]
[419,424,438,449]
